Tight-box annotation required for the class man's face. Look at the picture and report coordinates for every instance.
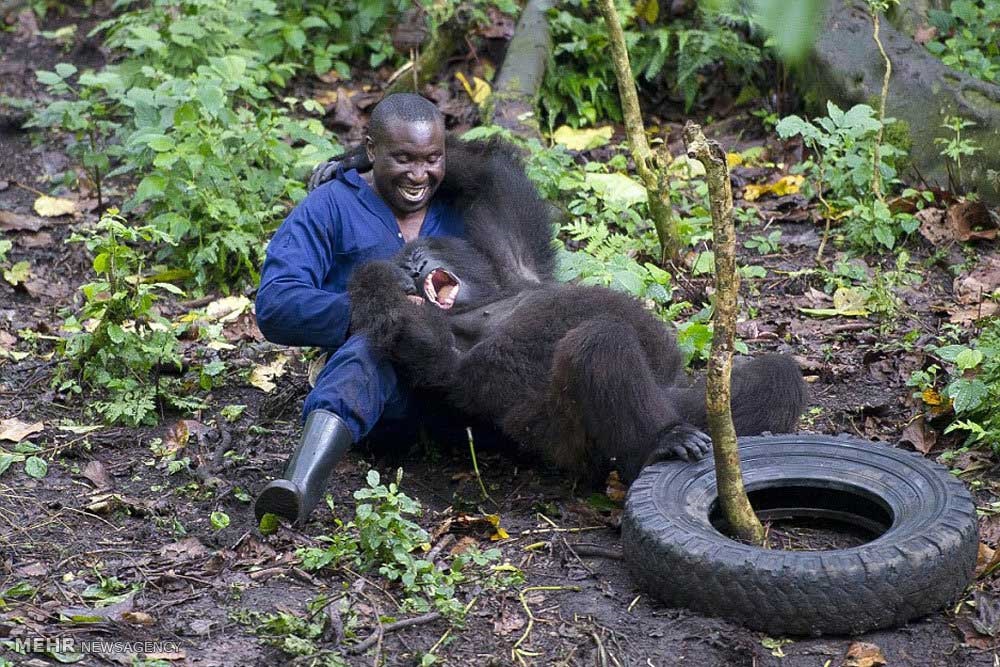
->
[366,119,446,217]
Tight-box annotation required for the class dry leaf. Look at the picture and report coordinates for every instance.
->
[308,352,329,388]
[454,72,491,107]
[81,460,113,490]
[493,608,526,636]
[977,542,1000,578]
[250,354,290,392]
[122,611,156,626]
[203,295,252,323]
[947,201,997,242]
[844,641,887,667]
[0,210,47,232]
[0,418,44,442]
[899,415,936,454]
[916,208,949,245]
[743,175,803,202]
[551,125,614,151]
[33,195,76,217]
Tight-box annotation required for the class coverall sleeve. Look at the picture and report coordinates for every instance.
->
[255,197,352,348]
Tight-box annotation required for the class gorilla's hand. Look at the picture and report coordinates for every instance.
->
[348,261,417,350]
[307,145,372,191]
[644,423,712,466]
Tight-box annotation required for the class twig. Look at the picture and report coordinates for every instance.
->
[467,427,494,505]
[565,543,623,560]
[346,611,442,655]
[512,585,581,664]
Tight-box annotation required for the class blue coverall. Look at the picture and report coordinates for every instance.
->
[255,168,465,442]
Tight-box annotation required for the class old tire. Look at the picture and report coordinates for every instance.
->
[622,434,978,635]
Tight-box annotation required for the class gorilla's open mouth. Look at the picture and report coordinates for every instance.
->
[424,268,460,309]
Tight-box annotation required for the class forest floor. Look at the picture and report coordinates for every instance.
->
[3,6,1000,667]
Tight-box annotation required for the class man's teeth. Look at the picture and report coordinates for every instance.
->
[399,185,427,202]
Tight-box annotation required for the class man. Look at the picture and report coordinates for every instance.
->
[253,93,461,525]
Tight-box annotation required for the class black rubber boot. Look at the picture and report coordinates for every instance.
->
[254,409,353,525]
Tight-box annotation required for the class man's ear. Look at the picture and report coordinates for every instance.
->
[364,135,375,162]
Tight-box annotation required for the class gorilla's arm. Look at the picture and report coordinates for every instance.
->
[347,261,462,389]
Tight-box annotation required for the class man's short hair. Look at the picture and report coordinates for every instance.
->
[368,93,443,145]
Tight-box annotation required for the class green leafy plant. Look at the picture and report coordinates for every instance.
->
[543,0,764,127]
[27,64,123,207]
[934,115,982,194]
[298,469,513,621]
[926,0,1000,83]
[909,317,1000,451]
[56,210,186,426]
[743,229,782,255]
[776,102,915,251]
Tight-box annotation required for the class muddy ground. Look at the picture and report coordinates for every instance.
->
[2,4,1000,667]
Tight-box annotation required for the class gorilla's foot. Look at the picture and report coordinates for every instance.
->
[644,423,713,467]
[253,409,353,526]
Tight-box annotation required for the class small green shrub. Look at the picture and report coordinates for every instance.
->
[297,469,515,621]
[926,0,1000,83]
[910,319,1000,452]
[543,0,764,127]
[776,102,917,251]
[56,210,186,426]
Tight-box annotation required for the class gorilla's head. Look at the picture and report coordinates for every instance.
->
[397,237,501,310]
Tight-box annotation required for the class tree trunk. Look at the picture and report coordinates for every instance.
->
[490,0,554,137]
[683,121,765,545]
[595,0,679,263]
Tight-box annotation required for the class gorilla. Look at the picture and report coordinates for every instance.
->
[334,137,807,484]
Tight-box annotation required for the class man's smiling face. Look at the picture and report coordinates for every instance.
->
[366,119,446,218]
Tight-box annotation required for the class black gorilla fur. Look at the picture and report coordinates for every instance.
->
[343,137,808,483]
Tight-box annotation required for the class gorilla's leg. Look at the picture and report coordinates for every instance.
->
[547,319,710,484]
[730,354,807,434]
[668,354,807,436]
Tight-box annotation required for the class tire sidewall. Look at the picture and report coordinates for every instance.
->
[622,434,979,635]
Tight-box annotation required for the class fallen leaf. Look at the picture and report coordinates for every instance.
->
[551,125,614,151]
[162,419,209,455]
[0,210,48,232]
[493,608,526,636]
[249,354,290,393]
[455,72,491,107]
[60,593,135,623]
[0,418,44,442]
[33,195,76,217]
[899,415,936,454]
[81,460,113,490]
[743,175,803,202]
[121,611,156,626]
[798,286,870,318]
[308,352,329,388]
[844,641,887,667]
[16,231,54,247]
[976,542,1000,578]
[916,207,949,245]
[950,256,1000,324]
[584,172,648,206]
[947,201,997,242]
[203,295,252,323]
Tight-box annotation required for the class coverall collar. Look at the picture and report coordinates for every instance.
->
[338,167,443,242]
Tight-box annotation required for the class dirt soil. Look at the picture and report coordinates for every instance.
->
[3,5,1000,667]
